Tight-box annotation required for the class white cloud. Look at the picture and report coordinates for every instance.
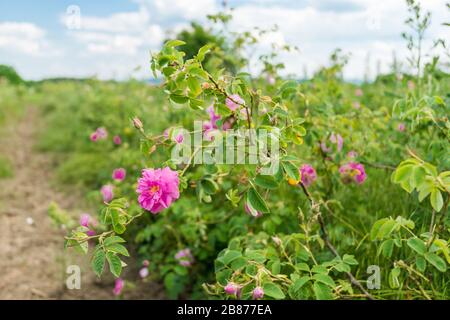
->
[0,22,58,56]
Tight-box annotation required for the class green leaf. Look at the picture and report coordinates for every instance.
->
[424,253,447,272]
[370,218,388,240]
[169,94,189,105]
[197,44,214,62]
[376,219,397,239]
[164,39,186,48]
[254,175,279,190]
[222,250,242,265]
[312,274,336,287]
[416,256,427,272]
[106,243,130,257]
[187,76,201,97]
[92,248,106,277]
[106,252,123,277]
[342,254,358,265]
[263,283,285,299]
[313,281,333,300]
[430,189,443,212]
[407,238,426,255]
[292,276,310,292]
[393,165,413,183]
[103,236,125,246]
[282,161,300,181]
[380,239,394,258]
[247,187,270,213]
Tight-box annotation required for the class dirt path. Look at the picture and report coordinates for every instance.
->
[0,107,163,299]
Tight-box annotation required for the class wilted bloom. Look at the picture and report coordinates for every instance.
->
[339,162,367,184]
[101,184,114,203]
[113,135,122,145]
[225,94,245,111]
[224,282,240,296]
[352,101,361,109]
[245,203,262,218]
[112,168,126,182]
[96,127,108,139]
[300,164,317,187]
[347,150,358,159]
[397,123,406,132]
[79,213,91,227]
[330,133,343,152]
[272,236,282,246]
[175,248,194,267]
[113,278,124,296]
[222,118,235,131]
[407,80,415,90]
[355,88,363,97]
[202,82,211,90]
[320,141,332,153]
[207,105,221,129]
[132,117,143,130]
[139,267,149,278]
[252,287,264,300]
[136,167,180,214]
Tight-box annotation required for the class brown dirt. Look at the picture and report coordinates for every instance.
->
[0,107,164,300]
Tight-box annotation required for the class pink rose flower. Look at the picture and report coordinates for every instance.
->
[355,88,363,97]
[224,282,240,296]
[139,267,149,278]
[397,123,406,132]
[136,167,180,214]
[113,135,122,145]
[113,278,124,296]
[352,101,360,109]
[300,164,317,187]
[112,168,126,182]
[347,151,358,159]
[90,131,99,142]
[175,248,194,267]
[101,184,114,203]
[142,259,149,267]
[407,80,415,90]
[252,286,264,299]
[225,94,244,112]
[174,133,184,144]
[339,162,367,184]
[79,213,91,228]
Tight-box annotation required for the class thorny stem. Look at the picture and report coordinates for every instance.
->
[298,183,375,300]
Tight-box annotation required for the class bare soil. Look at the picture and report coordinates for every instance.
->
[0,107,164,299]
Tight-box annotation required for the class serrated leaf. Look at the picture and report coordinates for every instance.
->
[92,248,106,277]
[106,252,123,277]
[106,243,130,257]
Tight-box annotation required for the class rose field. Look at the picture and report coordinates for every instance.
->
[0,0,449,301]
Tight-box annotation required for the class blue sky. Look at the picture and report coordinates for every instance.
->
[0,0,448,80]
